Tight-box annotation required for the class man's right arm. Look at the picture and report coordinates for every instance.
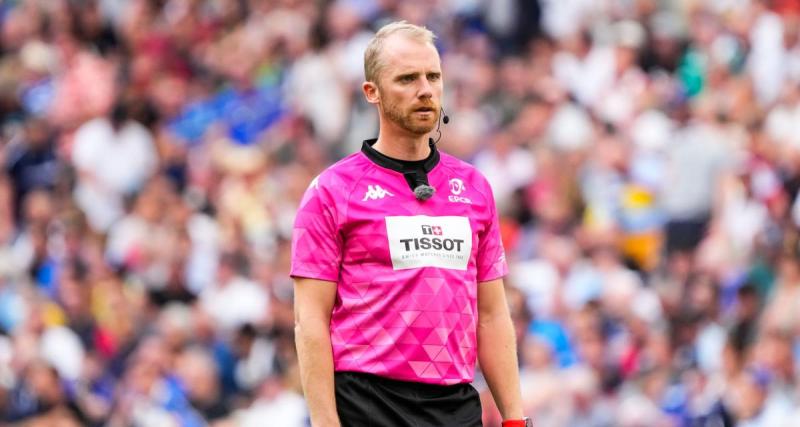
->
[294,277,340,427]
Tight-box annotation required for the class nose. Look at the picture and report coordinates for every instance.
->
[417,77,433,100]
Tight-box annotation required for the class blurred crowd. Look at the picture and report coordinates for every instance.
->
[1,0,800,425]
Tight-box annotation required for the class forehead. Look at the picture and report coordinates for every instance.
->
[379,35,441,76]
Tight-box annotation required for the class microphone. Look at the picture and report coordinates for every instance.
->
[414,184,435,201]
[405,170,436,201]
[416,109,449,200]
[432,107,450,144]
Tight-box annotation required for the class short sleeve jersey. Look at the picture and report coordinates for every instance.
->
[291,140,508,385]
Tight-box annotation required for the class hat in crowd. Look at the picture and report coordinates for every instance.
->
[20,40,56,74]
[630,109,674,151]
[614,20,646,49]
[547,103,593,151]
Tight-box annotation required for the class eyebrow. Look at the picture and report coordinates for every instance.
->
[394,71,442,81]
[394,72,418,81]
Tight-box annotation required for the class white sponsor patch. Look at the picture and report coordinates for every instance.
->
[385,216,472,271]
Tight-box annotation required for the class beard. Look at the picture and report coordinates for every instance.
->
[381,97,439,135]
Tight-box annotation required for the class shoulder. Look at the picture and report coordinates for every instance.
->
[301,152,373,208]
[438,152,493,195]
[313,152,372,191]
[75,117,110,138]
[122,121,155,141]
[73,119,113,154]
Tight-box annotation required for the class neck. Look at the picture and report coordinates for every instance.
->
[372,121,431,161]
[372,137,430,161]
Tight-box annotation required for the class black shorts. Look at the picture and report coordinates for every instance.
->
[334,371,482,427]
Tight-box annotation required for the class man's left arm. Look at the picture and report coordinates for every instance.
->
[477,278,524,421]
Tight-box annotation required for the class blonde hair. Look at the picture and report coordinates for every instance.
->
[364,21,437,83]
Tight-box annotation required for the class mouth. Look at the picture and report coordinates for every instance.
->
[413,107,436,117]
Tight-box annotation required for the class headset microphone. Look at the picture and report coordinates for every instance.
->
[432,107,450,145]
[417,107,450,200]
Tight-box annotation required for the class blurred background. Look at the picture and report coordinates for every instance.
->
[0,0,800,425]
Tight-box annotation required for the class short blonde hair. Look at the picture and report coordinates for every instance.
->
[364,21,437,83]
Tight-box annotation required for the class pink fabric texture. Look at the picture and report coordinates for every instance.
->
[291,150,507,385]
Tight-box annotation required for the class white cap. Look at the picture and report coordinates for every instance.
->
[547,103,593,151]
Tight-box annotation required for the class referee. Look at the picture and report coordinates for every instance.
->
[291,21,529,427]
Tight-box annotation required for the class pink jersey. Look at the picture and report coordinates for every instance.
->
[291,140,508,385]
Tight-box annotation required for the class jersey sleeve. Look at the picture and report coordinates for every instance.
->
[476,182,508,283]
[290,174,344,282]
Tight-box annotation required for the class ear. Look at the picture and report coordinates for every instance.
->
[362,81,380,105]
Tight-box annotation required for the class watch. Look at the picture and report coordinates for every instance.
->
[501,417,533,427]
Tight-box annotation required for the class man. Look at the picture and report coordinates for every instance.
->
[292,21,528,427]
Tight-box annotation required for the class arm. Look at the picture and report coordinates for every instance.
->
[294,277,340,427]
[477,278,524,421]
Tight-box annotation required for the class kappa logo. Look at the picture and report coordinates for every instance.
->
[308,176,319,190]
[448,178,472,204]
[362,185,394,201]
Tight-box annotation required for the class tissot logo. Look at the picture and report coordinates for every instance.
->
[400,237,465,252]
[421,225,443,235]
[386,216,472,271]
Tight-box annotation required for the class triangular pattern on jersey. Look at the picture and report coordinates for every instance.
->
[291,146,508,385]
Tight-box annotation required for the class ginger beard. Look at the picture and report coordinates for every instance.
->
[379,89,440,136]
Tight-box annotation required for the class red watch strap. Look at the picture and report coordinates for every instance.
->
[502,420,527,427]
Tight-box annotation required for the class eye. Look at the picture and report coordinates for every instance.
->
[427,73,441,82]
[400,75,416,83]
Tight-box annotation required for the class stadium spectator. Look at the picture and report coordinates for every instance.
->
[0,0,799,425]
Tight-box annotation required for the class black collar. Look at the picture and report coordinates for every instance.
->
[361,138,440,173]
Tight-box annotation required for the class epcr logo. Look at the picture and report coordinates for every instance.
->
[449,178,465,195]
